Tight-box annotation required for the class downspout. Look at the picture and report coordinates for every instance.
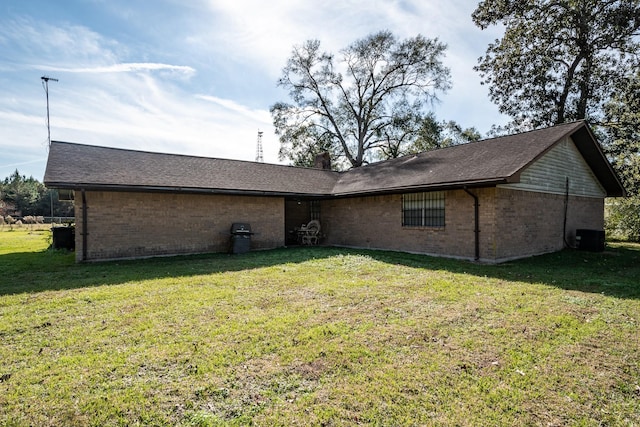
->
[81,189,88,261]
[463,188,480,261]
[563,177,574,249]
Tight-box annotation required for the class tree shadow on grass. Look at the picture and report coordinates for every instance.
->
[364,243,640,300]
[0,247,333,296]
[1,244,638,299]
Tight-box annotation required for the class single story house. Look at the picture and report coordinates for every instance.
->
[44,120,625,263]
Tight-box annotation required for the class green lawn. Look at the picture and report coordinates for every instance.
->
[1,228,639,426]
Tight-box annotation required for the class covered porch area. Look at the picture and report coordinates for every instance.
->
[284,198,323,246]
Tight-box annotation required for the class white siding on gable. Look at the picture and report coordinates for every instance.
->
[499,137,606,198]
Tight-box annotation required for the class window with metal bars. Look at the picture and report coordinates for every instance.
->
[402,191,445,227]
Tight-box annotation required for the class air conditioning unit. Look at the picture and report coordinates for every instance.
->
[575,229,605,252]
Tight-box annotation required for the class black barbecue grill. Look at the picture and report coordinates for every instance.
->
[230,223,253,254]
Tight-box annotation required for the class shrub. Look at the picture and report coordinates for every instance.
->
[605,196,640,242]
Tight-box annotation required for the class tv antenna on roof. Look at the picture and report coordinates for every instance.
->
[41,76,58,148]
[41,76,59,223]
[255,130,264,162]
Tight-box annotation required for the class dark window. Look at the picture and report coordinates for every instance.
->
[310,200,320,221]
[402,192,445,227]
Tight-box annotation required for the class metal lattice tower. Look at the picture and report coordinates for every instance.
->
[255,130,264,162]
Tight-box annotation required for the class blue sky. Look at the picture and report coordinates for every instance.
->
[0,0,507,181]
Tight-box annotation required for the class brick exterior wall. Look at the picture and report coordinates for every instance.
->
[490,187,604,261]
[321,190,480,259]
[73,187,605,263]
[74,191,284,261]
[321,187,605,262]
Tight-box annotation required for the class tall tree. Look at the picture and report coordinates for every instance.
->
[603,71,640,240]
[473,0,640,240]
[0,170,74,218]
[271,31,451,169]
[603,71,640,195]
[414,113,482,152]
[472,0,640,130]
[1,170,42,215]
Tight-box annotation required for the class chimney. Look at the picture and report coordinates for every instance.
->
[314,152,331,170]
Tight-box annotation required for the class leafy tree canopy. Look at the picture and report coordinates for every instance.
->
[0,170,73,218]
[603,71,640,195]
[473,0,640,240]
[271,31,452,169]
[473,0,640,129]
[1,170,43,213]
[411,113,482,154]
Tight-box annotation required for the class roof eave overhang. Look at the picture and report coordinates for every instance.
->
[43,182,333,198]
[45,178,510,199]
[328,178,509,198]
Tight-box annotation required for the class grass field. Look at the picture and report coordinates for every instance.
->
[1,228,639,426]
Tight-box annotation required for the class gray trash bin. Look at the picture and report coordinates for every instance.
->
[230,223,253,254]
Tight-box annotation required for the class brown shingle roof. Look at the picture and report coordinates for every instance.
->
[44,121,625,197]
[44,143,339,196]
[333,120,587,195]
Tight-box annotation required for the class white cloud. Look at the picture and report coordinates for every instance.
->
[196,95,271,123]
[200,0,483,71]
[48,72,276,161]
[42,63,196,75]
[198,0,507,131]
[0,17,119,67]
[0,15,279,180]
